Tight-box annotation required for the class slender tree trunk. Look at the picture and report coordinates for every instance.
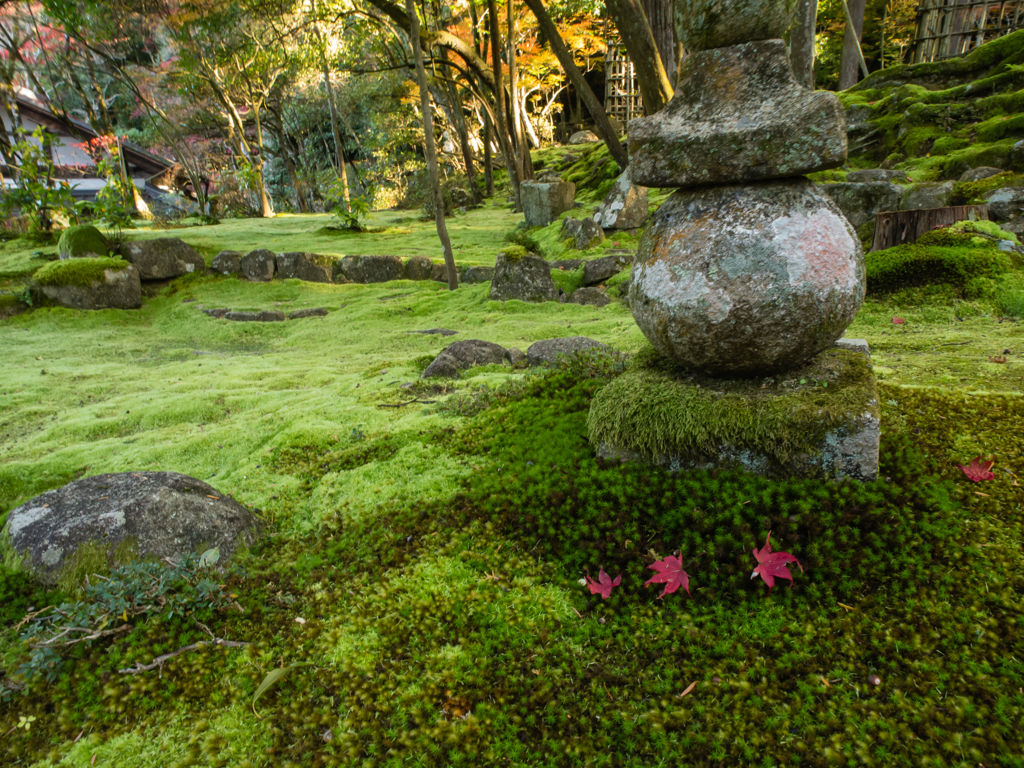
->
[251,106,275,218]
[791,0,818,89]
[441,53,481,203]
[274,120,308,212]
[406,0,458,290]
[507,0,530,186]
[312,1,350,204]
[522,0,629,168]
[482,110,495,196]
[487,0,522,205]
[839,0,866,90]
[605,0,673,114]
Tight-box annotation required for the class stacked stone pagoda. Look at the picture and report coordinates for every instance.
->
[588,0,880,481]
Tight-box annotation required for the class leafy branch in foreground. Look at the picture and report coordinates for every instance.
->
[15,552,232,684]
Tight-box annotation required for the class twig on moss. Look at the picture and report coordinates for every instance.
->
[118,637,249,675]
[376,398,437,408]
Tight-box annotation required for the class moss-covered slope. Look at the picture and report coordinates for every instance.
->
[842,29,1024,179]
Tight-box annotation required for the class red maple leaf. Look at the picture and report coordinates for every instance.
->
[644,553,690,599]
[585,568,621,599]
[957,457,995,482]
[892,317,906,325]
[751,532,803,590]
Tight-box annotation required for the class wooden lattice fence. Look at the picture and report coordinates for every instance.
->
[604,41,643,125]
[912,0,1024,62]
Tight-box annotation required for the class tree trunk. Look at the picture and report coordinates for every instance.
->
[521,0,629,169]
[871,205,989,251]
[487,0,522,206]
[839,0,866,90]
[274,120,309,212]
[441,53,481,203]
[790,0,818,89]
[641,0,675,83]
[606,0,673,114]
[483,110,495,196]
[315,23,350,205]
[251,106,275,218]
[406,0,458,290]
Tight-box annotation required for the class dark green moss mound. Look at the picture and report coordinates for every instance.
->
[33,257,128,288]
[56,224,109,259]
[866,241,1011,293]
[587,345,876,465]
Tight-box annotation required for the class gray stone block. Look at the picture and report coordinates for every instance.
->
[521,181,576,227]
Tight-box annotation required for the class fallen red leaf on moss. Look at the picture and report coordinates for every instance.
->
[645,553,690,598]
[751,532,803,590]
[892,317,906,325]
[958,457,995,482]
[585,568,621,599]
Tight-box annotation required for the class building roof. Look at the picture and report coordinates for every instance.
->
[11,89,174,176]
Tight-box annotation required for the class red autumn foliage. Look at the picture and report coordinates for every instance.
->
[751,532,803,590]
[644,553,690,599]
[892,317,906,325]
[585,569,621,600]
[957,457,995,482]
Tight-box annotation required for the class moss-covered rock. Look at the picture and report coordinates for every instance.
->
[33,256,128,288]
[56,224,108,260]
[588,345,880,480]
[32,257,141,310]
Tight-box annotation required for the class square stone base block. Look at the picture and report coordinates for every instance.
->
[589,343,880,481]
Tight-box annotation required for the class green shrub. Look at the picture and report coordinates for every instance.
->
[503,228,542,254]
[865,242,1011,293]
[499,244,528,261]
[32,257,128,288]
[56,224,108,259]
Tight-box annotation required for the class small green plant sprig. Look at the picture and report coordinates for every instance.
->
[15,552,230,685]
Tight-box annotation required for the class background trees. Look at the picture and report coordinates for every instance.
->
[0,0,925,222]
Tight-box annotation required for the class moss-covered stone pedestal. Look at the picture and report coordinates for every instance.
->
[588,344,880,481]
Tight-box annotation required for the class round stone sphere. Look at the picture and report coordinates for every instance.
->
[629,178,865,376]
[675,0,797,51]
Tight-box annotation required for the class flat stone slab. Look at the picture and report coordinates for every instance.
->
[5,472,263,583]
[628,40,847,187]
[225,310,285,322]
[202,307,231,318]
[288,308,329,319]
[589,346,880,481]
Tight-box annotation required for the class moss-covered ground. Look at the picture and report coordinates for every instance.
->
[1,146,1023,765]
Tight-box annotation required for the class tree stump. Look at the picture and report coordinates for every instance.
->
[870,205,990,252]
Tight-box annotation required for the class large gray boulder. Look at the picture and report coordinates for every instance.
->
[337,254,404,283]
[901,181,956,211]
[982,187,1024,221]
[845,169,911,184]
[4,472,263,583]
[422,339,510,378]
[629,40,846,187]
[36,261,142,311]
[521,181,576,227]
[819,181,902,245]
[405,255,434,281]
[575,218,605,250]
[240,249,277,282]
[122,238,205,280]
[527,336,614,366]
[569,130,599,145]
[593,172,649,229]
[583,253,631,286]
[490,253,559,302]
[276,252,333,283]
[212,250,243,275]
